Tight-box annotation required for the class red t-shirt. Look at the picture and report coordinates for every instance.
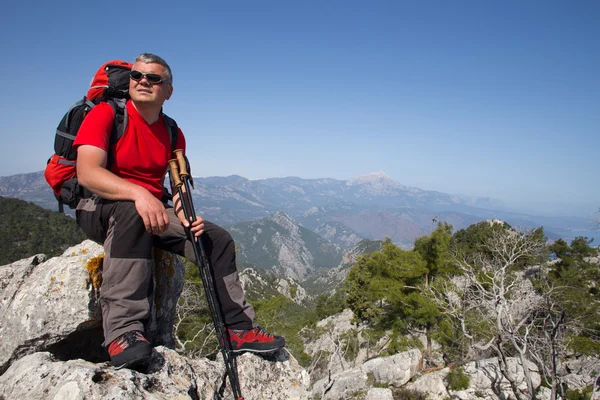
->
[73,100,186,200]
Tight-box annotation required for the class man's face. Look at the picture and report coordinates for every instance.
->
[129,61,173,106]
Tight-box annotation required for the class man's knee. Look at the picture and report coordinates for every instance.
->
[109,201,154,259]
[206,221,234,246]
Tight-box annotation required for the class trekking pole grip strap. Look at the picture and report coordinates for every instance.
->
[168,159,182,188]
[174,149,189,177]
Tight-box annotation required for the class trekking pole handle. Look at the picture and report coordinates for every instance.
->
[168,159,182,188]
[174,149,189,178]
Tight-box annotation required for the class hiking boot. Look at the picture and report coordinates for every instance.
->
[107,330,152,370]
[227,326,285,353]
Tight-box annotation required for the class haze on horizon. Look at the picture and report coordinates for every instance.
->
[1,1,598,219]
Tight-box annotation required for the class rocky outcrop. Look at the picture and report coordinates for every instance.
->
[0,240,183,375]
[0,241,311,399]
[277,277,307,304]
[0,347,310,399]
[310,349,422,400]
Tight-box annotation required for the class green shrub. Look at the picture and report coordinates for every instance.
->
[289,283,298,299]
[447,367,470,391]
[392,387,428,400]
[566,385,593,400]
[386,332,423,356]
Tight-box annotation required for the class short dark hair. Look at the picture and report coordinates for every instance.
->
[135,53,173,84]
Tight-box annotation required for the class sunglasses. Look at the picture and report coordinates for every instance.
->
[130,70,168,84]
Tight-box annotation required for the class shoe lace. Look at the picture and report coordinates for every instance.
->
[122,331,147,345]
[254,326,274,340]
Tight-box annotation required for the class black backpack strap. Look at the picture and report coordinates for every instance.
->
[107,98,128,144]
[162,113,193,188]
[105,99,128,168]
[162,113,179,152]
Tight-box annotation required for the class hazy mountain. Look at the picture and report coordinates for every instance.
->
[313,220,362,248]
[226,211,344,281]
[1,171,595,247]
[0,172,61,214]
[303,239,384,296]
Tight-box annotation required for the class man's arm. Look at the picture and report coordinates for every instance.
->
[77,144,169,234]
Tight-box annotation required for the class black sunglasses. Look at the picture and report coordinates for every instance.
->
[130,70,168,84]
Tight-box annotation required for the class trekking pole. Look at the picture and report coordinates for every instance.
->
[168,151,244,400]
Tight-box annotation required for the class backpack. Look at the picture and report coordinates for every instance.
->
[44,60,179,213]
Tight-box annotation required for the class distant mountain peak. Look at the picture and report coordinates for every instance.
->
[348,171,402,186]
[346,171,405,194]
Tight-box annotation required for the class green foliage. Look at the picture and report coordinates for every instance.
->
[451,220,510,260]
[315,291,346,320]
[289,283,298,299]
[339,329,361,361]
[447,367,470,391]
[392,388,428,400]
[251,294,314,366]
[0,196,87,265]
[385,331,423,355]
[414,222,455,280]
[567,335,600,355]
[545,237,600,355]
[566,385,593,400]
[346,238,430,330]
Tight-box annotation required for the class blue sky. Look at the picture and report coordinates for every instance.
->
[1,1,598,217]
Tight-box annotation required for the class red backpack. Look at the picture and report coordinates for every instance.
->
[44,60,178,212]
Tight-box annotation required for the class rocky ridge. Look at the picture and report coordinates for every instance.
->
[2,241,598,399]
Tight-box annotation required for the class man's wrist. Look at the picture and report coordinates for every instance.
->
[129,184,149,202]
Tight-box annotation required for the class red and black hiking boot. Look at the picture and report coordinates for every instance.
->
[227,326,285,353]
[107,330,152,370]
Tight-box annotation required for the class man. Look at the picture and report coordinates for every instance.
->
[74,53,285,370]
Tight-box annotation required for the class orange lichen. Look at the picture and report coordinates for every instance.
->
[85,254,105,290]
[153,248,176,277]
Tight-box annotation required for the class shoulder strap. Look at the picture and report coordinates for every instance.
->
[106,98,128,146]
[105,99,128,168]
[162,113,178,152]
[161,113,191,187]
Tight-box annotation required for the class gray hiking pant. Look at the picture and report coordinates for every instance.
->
[77,196,256,346]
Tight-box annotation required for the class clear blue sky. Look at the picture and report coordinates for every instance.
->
[1,1,598,217]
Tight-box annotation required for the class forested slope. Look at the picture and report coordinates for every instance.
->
[0,196,87,265]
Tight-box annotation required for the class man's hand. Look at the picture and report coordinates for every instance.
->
[184,215,205,238]
[173,192,204,237]
[134,189,170,234]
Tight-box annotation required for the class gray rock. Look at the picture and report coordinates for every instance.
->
[363,349,422,387]
[0,240,185,375]
[312,368,369,400]
[0,346,310,399]
[0,241,312,399]
[365,387,394,400]
[0,347,220,399]
[405,368,450,399]
[462,357,541,394]
[561,356,600,391]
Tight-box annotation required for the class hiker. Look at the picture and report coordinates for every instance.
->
[73,53,285,369]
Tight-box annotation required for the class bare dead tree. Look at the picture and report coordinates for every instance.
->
[173,280,218,358]
[426,229,546,400]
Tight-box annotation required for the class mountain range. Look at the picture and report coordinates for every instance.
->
[0,170,595,251]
